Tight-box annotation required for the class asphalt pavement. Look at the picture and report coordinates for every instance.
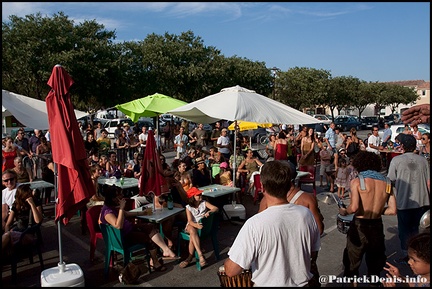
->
[2,130,414,287]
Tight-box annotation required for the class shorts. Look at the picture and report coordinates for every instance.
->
[325,163,335,174]
[320,162,331,176]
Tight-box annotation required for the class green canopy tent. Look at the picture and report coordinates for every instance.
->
[115,93,188,134]
[115,93,188,122]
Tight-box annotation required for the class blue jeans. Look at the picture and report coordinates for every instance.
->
[397,206,430,251]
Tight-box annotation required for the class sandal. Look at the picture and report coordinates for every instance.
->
[151,264,167,272]
[179,259,191,268]
[199,255,207,267]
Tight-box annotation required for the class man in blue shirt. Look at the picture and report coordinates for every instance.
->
[382,123,392,147]
[324,122,336,152]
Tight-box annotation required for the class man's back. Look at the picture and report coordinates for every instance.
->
[228,204,320,286]
[387,152,430,210]
[350,176,393,219]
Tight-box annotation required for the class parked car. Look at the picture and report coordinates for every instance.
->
[378,123,430,143]
[383,113,401,125]
[312,114,332,125]
[363,116,380,130]
[334,115,362,132]
[350,116,363,128]
[103,118,134,138]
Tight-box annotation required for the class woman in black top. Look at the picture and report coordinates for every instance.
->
[2,184,43,252]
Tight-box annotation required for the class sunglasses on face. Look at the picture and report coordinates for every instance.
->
[2,178,15,183]
[422,138,427,140]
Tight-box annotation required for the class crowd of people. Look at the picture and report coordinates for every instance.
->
[2,104,430,286]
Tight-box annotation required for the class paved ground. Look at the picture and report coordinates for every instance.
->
[2,136,415,287]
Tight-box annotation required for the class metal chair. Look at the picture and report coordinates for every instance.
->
[177,212,220,271]
[99,223,151,277]
[298,165,317,196]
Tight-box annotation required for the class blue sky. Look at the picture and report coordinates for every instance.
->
[2,2,430,82]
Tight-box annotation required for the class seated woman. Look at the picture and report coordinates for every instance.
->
[192,157,212,188]
[179,187,219,269]
[2,184,43,254]
[99,185,179,271]
[86,164,105,208]
[237,149,263,193]
[218,162,233,186]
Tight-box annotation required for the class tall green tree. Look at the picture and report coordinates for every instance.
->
[354,81,377,118]
[276,67,331,111]
[2,12,120,111]
[385,83,419,114]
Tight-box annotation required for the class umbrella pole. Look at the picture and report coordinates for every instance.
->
[53,162,65,272]
[233,121,237,204]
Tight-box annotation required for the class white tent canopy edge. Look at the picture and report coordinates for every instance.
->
[2,89,88,132]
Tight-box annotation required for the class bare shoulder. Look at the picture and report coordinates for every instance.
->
[298,192,318,208]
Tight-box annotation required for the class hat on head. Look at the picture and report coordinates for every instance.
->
[220,162,228,169]
[187,187,204,198]
[221,128,228,132]
[123,123,130,127]
[195,157,205,165]
[339,148,346,153]
[398,133,417,151]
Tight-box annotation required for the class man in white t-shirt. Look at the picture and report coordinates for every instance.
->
[224,160,320,286]
[138,126,149,154]
[366,125,383,155]
[217,128,232,160]
[2,170,20,230]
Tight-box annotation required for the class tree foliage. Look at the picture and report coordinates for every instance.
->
[276,67,331,111]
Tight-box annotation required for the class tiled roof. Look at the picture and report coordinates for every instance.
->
[383,80,430,89]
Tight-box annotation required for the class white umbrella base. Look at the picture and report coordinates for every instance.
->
[41,263,85,287]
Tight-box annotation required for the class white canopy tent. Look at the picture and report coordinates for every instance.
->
[169,85,323,193]
[2,89,88,132]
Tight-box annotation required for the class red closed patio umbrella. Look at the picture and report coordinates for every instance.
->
[46,64,95,225]
[139,129,168,197]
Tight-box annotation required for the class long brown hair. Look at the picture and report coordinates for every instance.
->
[13,184,34,213]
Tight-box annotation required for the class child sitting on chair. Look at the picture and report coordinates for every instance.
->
[218,162,233,187]
[179,187,218,269]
